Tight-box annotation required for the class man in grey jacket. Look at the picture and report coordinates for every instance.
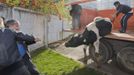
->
[6,19,40,75]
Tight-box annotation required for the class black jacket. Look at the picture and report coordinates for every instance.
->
[0,28,35,68]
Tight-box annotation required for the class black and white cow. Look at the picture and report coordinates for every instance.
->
[65,17,112,65]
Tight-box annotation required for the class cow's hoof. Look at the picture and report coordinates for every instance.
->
[83,60,88,64]
[96,62,102,68]
[96,65,101,68]
[83,57,88,64]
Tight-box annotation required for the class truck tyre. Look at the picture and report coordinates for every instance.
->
[101,39,113,60]
[89,40,110,64]
[117,47,134,74]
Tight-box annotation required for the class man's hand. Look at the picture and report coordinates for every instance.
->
[111,17,115,22]
[35,38,41,42]
[111,14,116,22]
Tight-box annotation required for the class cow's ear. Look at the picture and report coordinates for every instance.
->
[80,34,83,38]
[74,33,79,37]
[83,39,87,43]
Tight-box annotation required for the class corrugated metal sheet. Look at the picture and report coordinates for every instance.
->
[48,15,62,43]
[47,15,72,43]
[62,19,72,39]
[0,7,12,20]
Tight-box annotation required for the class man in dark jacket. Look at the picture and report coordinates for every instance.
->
[112,1,133,33]
[6,19,40,75]
[70,4,82,30]
[0,19,37,75]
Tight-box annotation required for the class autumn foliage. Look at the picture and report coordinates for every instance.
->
[0,0,70,19]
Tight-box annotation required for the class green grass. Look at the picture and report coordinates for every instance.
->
[32,49,103,75]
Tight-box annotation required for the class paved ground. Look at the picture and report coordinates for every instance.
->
[53,43,132,75]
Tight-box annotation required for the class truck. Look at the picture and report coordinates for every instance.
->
[65,0,134,74]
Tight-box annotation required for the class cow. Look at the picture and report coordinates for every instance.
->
[65,17,112,66]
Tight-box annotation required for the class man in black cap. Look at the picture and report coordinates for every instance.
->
[112,1,133,33]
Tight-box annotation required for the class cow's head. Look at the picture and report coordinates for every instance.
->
[65,28,97,47]
[65,33,84,47]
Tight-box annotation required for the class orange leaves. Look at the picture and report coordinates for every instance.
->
[20,0,27,7]
[0,0,6,3]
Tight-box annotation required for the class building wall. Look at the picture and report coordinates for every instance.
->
[98,8,134,30]
[80,9,97,29]
[79,8,134,30]
[78,0,134,30]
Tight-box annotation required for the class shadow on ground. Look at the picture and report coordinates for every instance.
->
[65,67,103,75]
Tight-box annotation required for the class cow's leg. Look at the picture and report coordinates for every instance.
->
[83,45,88,64]
[89,44,100,67]
[83,45,88,58]
[88,44,92,58]
[93,39,100,53]
[93,38,101,68]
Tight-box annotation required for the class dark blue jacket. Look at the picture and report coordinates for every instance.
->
[17,42,26,57]
[116,4,132,15]
[17,36,35,58]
